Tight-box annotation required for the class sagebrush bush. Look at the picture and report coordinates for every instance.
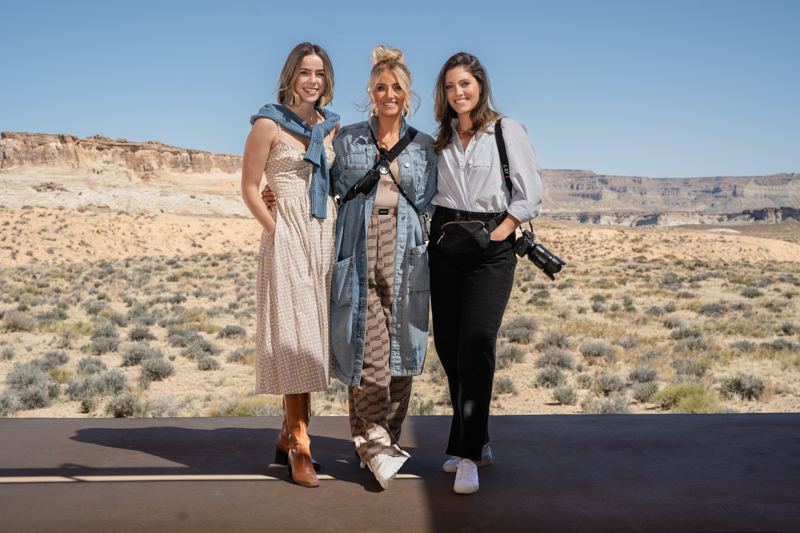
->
[108,312,129,327]
[629,366,659,383]
[217,325,247,339]
[535,332,571,351]
[105,393,141,418]
[121,343,163,367]
[594,373,625,396]
[730,340,756,353]
[227,346,255,364]
[496,342,526,369]
[82,300,109,316]
[425,357,448,385]
[740,288,763,299]
[580,393,631,414]
[632,382,658,403]
[41,350,69,370]
[720,373,765,400]
[536,367,566,388]
[6,362,49,390]
[612,337,640,350]
[668,327,702,340]
[182,337,221,360]
[494,376,518,396]
[409,399,436,416]
[576,373,593,389]
[499,316,538,344]
[1,347,15,360]
[759,339,800,352]
[150,395,180,417]
[672,338,711,353]
[652,382,705,409]
[534,348,575,369]
[141,358,175,381]
[0,391,22,417]
[128,326,156,341]
[2,311,35,332]
[553,387,578,405]
[168,325,200,347]
[36,308,68,324]
[77,357,107,375]
[672,357,709,378]
[580,342,617,363]
[197,355,220,371]
[781,323,798,336]
[67,369,128,401]
[700,302,728,317]
[18,386,51,410]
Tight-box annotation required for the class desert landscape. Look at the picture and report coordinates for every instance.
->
[1,131,799,419]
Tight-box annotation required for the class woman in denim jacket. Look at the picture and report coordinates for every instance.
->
[330,46,438,489]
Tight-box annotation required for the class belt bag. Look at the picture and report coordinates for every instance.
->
[435,214,505,254]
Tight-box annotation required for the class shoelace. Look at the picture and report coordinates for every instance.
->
[456,459,477,482]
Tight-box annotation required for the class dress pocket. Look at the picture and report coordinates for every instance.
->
[331,256,355,307]
[408,244,430,293]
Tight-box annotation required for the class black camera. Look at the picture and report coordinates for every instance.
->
[513,230,567,281]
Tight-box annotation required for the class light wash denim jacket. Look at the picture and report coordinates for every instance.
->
[330,117,438,385]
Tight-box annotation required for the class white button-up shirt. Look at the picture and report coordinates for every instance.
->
[432,117,542,223]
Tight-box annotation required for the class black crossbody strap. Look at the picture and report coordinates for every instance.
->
[494,118,513,195]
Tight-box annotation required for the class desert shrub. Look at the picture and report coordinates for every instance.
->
[0,391,22,417]
[759,339,800,352]
[82,300,109,316]
[409,399,435,416]
[41,350,69,370]
[720,373,765,400]
[182,337,221,360]
[629,366,659,383]
[652,382,706,409]
[323,380,348,404]
[672,338,711,353]
[576,373,593,389]
[167,325,200,347]
[150,395,180,417]
[646,306,664,317]
[67,369,128,400]
[217,325,247,339]
[730,302,752,312]
[1,347,15,360]
[36,308,68,324]
[425,357,448,385]
[672,357,709,378]
[535,332,571,351]
[227,346,256,364]
[700,302,728,317]
[730,340,756,353]
[536,367,566,388]
[499,316,538,344]
[580,342,617,363]
[494,376,518,396]
[91,323,119,341]
[781,323,798,336]
[106,393,142,418]
[553,387,578,405]
[18,386,51,410]
[6,362,49,390]
[662,315,688,330]
[141,358,175,381]
[86,336,119,355]
[77,357,107,375]
[591,302,606,313]
[612,337,640,350]
[741,288,763,299]
[108,312,129,327]
[632,382,659,403]
[2,311,35,332]
[534,348,575,370]
[121,343,163,366]
[668,327,702,340]
[197,355,220,371]
[676,291,696,299]
[128,326,156,341]
[594,373,625,396]
[496,342,526,369]
[663,302,677,313]
[580,393,631,414]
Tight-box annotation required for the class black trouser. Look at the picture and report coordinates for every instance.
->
[429,207,517,462]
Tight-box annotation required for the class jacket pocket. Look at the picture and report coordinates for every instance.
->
[408,244,430,293]
[413,159,433,193]
[331,256,354,307]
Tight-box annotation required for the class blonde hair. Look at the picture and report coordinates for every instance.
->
[278,42,335,108]
[365,45,418,117]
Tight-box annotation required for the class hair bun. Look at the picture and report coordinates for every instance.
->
[370,45,404,66]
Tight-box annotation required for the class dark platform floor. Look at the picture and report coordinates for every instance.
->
[1,414,799,532]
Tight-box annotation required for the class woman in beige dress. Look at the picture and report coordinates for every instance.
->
[241,42,340,488]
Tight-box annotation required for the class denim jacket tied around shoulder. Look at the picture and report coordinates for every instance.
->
[329,117,438,385]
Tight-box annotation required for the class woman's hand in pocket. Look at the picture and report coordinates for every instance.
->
[261,186,277,213]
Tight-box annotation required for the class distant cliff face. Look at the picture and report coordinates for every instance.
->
[1,131,796,225]
[0,132,242,179]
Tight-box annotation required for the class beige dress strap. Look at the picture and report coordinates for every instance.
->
[276,122,283,142]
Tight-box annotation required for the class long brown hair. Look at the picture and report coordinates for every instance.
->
[432,52,500,153]
[278,43,335,108]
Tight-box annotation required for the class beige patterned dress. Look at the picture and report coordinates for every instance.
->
[255,124,337,395]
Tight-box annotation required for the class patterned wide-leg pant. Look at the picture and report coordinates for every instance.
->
[348,209,413,464]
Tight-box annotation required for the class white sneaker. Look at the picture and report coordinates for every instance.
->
[443,444,492,473]
[367,454,409,490]
[454,458,479,494]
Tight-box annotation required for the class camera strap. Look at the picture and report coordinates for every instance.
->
[494,118,533,232]
[341,126,418,205]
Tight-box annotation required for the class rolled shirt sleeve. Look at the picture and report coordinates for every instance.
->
[502,118,542,224]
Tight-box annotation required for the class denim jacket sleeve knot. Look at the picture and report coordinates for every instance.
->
[329,117,438,386]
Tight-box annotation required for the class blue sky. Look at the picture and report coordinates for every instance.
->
[2,0,798,178]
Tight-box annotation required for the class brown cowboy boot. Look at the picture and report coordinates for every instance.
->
[275,396,320,470]
[284,393,319,488]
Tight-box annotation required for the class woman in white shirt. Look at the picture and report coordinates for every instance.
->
[428,52,543,495]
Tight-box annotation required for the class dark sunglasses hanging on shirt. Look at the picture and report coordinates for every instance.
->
[339,126,431,240]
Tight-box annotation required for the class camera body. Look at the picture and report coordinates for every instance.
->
[513,229,567,281]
